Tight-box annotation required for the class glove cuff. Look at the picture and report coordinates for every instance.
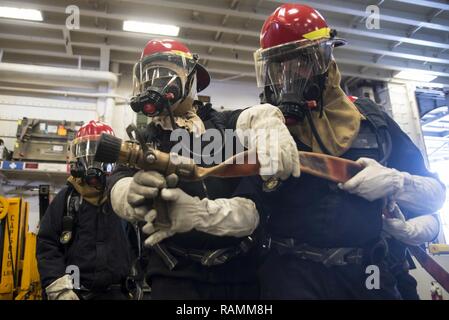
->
[111,177,134,221]
[236,104,286,149]
[191,198,214,229]
[390,169,407,198]
[195,197,259,237]
[236,104,285,130]
[45,274,74,296]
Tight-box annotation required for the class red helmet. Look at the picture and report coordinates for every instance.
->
[75,120,114,139]
[72,120,114,162]
[136,39,210,92]
[131,39,210,117]
[347,95,358,103]
[254,4,346,107]
[70,120,115,186]
[260,4,345,50]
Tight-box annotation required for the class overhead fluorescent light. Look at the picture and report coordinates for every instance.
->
[123,20,179,36]
[394,70,437,82]
[0,6,43,21]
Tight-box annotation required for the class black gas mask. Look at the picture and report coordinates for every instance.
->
[69,159,109,188]
[131,53,199,128]
[130,73,183,117]
[263,73,327,124]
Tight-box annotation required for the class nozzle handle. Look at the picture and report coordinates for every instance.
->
[153,198,171,230]
[153,174,178,230]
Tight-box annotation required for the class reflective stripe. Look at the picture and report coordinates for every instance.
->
[303,27,331,41]
[171,50,193,59]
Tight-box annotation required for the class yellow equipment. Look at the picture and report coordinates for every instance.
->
[0,196,41,300]
[429,243,449,255]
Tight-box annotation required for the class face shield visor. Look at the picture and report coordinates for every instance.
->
[131,52,197,117]
[69,135,113,184]
[254,39,334,105]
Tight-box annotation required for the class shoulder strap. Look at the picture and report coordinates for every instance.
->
[353,98,392,165]
[60,185,80,246]
[353,98,388,130]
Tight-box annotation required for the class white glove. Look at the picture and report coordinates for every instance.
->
[142,188,259,246]
[338,157,406,201]
[236,104,300,181]
[395,172,446,215]
[382,203,440,246]
[110,171,166,222]
[339,158,446,213]
[45,275,79,300]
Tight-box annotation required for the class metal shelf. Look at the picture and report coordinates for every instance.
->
[0,160,69,185]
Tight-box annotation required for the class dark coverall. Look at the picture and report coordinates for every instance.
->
[386,239,421,300]
[227,99,441,299]
[106,113,260,300]
[37,182,136,300]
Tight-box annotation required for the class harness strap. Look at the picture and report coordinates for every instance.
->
[155,236,255,268]
[353,98,392,165]
[60,187,79,245]
[270,238,365,267]
[153,243,178,271]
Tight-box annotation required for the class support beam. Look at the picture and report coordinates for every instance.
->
[100,47,110,71]
[392,0,449,11]
[3,32,449,81]
[2,18,449,66]
[119,0,449,33]
[335,53,449,78]
[1,47,99,62]
[217,74,247,81]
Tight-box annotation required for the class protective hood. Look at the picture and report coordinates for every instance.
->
[288,60,363,156]
[67,176,107,206]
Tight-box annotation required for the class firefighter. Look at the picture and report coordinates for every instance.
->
[226,3,446,299]
[37,121,138,300]
[108,39,260,299]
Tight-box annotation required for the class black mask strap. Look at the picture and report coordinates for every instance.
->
[304,108,331,155]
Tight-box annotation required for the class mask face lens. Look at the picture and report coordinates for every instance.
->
[72,135,99,158]
[255,39,334,105]
[71,135,104,174]
[139,66,184,111]
[133,52,192,97]
[142,66,179,90]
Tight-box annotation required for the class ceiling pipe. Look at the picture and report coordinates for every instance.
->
[0,62,118,86]
[0,86,129,102]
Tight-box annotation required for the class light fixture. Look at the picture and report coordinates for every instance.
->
[123,20,179,36]
[0,6,43,21]
[394,70,437,82]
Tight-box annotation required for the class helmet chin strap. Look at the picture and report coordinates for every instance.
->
[165,96,178,130]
